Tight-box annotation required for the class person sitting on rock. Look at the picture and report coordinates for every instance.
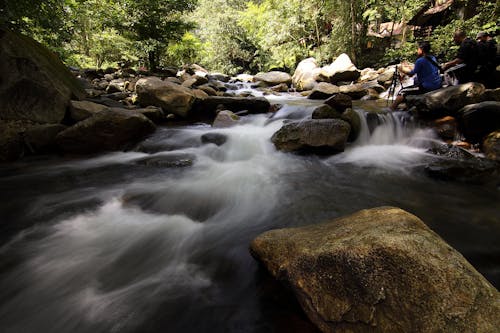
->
[442,30,478,85]
[476,31,497,88]
[391,41,442,111]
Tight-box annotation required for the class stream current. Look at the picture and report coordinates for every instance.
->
[1,93,499,332]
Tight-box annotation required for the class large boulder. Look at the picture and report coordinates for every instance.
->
[250,206,500,333]
[254,71,292,86]
[338,83,369,100]
[316,53,361,84]
[271,119,350,153]
[456,101,500,143]
[292,58,320,91]
[0,29,85,124]
[405,82,486,117]
[212,110,240,128]
[311,105,342,119]
[135,77,196,118]
[56,109,156,154]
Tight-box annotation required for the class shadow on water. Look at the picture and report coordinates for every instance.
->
[0,97,499,333]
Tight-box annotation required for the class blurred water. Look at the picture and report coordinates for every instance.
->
[0,96,499,333]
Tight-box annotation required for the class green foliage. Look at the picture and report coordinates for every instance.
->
[164,32,202,67]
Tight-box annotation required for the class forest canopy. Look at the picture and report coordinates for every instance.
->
[1,0,498,73]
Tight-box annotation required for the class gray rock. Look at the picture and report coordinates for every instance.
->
[308,82,340,100]
[111,106,165,124]
[292,58,320,91]
[0,29,85,124]
[23,123,67,153]
[271,119,351,153]
[213,110,240,128]
[340,108,362,142]
[324,93,353,113]
[201,133,228,146]
[135,153,195,168]
[250,206,500,333]
[254,71,292,86]
[56,109,156,154]
[311,105,342,119]
[316,53,361,84]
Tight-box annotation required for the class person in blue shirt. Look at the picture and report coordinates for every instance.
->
[391,41,442,111]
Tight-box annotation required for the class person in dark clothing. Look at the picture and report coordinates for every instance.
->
[443,30,477,84]
[391,41,442,111]
[476,31,497,88]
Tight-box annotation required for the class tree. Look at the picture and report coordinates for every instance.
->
[119,0,197,71]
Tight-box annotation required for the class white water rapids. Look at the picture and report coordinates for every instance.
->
[1,94,499,333]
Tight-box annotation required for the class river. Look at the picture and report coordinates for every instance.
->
[1,93,499,332]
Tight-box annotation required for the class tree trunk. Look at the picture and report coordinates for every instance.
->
[148,51,157,72]
[350,1,357,64]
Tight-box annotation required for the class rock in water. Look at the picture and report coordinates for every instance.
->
[56,109,156,153]
[271,119,350,154]
[0,29,85,123]
[250,207,500,333]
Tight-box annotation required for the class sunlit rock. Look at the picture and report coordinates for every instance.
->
[250,206,500,333]
[135,77,196,118]
[292,57,320,91]
[254,71,292,86]
[308,82,340,99]
[316,53,361,84]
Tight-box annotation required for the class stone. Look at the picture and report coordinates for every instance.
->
[324,93,353,113]
[213,110,240,128]
[316,53,361,84]
[254,71,292,86]
[56,109,156,154]
[0,121,25,161]
[340,108,362,142]
[110,106,165,124]
[135,153,195,168]
[432,116,458,141]
[69,100,110,122]
[483,131,500,161]
[456,101,500,143]
[311,105,342,119]
[135,76,196,118]
[250,206,500,333]
[292,58,320,91]
[271,119,351,154]
[201,133,228,146]
[308,83,340,100]
[405,82,486,117]
[338,83,368,100]
[0,29,85,124]
[192,96,271,117]
[23,124,67,153]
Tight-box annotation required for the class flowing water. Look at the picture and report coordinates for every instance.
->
[1,94,499,333]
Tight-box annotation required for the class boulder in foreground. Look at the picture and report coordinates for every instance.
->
[250,206,500,333]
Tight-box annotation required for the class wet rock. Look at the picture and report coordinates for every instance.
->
[213,110,240,128]
[311,105,341,119]
[0,29,85,124]
[483,131,500,161]
[208,73,230,82]
[456,101,500,143]
[405,82,486,117]
[481,87,500,102]
[425,144,499,183]
[192,96,271,117]
[308,83,340,100]
[135,153,195,168]
[135,76,196,118]
[250,206,500,333]
[270,83,289,92]
[69,100,110,122]
[316,53,360,84]
[0,121,25,161]
[271,119,350,154]
[254,71,292,86]
[56,109,156,154]
[432,116,458,141]
[340,108,361,142]
[110,106,165,124]
[324,93,352,113]
[201,133,228,146]
[292,58,320,91]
